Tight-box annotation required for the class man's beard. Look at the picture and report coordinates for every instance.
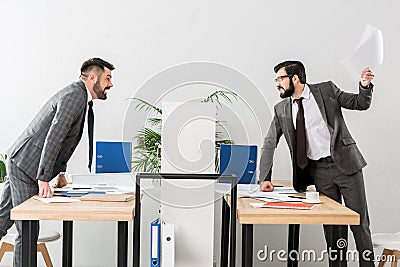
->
[93,80,109,100]
[279,79,295,99]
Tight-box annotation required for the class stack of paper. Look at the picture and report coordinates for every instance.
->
[53,185,133,197]
[80,193,134,202]
[250,202,315,210]
[33,196,81,203]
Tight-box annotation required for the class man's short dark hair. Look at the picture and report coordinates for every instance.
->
[80,58,115,78]
[274,60,306,84]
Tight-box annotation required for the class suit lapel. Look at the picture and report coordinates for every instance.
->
[282,98,295,149]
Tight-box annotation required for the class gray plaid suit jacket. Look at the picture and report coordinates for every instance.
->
[259,81,373,191]
[7,80,88,182]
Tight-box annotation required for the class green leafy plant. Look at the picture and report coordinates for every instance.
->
[0,154,7,183]
[131,90,237,172]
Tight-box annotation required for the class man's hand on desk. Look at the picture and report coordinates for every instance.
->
[260,181,274,192]
[38,180,53,198]
[52,173,68,188]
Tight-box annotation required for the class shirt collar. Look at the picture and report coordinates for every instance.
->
[291,84,310,104]
[85,85,93,103]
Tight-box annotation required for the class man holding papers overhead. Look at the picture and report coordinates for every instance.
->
[0,58,115,266]
[259,60,375,266]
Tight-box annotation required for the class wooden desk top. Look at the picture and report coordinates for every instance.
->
[235,196,359,225]
[227,180,360,225]
[11,197,135,221]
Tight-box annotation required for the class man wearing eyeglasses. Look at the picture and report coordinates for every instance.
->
[259,60,375,266]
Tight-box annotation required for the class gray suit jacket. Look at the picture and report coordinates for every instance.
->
[8,80,88,182]
[259,81,373,191]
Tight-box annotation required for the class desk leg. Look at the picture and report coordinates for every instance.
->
[63,221,73,267]
[118,221,128,267]
[22,220,38,267]
[242,224,253,267]
[220,199,230,267]
[288,224,300,267]
[133,213,141,267]
[230,194,236,267]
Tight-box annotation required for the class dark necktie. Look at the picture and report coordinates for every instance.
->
[294,97,308,169]
[88,100,94,172]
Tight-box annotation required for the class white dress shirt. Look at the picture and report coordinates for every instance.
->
[291,84,331,160]
[86,86,93,104]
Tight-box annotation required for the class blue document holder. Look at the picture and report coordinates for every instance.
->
[219,144,257,184]
[150,218,161,267]
[96,141,132,173]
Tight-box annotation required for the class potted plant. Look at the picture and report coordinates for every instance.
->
[0,154,7,194]
[0,154,6,183]
[131,90,237,172]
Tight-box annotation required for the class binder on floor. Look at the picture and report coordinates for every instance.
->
[219,144,257,184]
[161,220,175,267]
[95,141,132,173]
[150,218,161,267]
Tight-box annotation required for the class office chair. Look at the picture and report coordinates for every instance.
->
[373,232,400,248]
[377,242,400,267]
[0,230,61,267]
[373,232,400,267]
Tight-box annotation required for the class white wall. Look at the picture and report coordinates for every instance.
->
[0,0,399,266]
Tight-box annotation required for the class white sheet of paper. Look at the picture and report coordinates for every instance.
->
[33,196,81,203]
[214,183,299,197]
[342,24,383,76]
[254,197,300,202]
[54,185,135,194]
[248,192,301,202]
[250,203,266,208]
[269,187,298,194]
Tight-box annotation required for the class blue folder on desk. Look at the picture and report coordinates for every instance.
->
[219,144,257,184]
[96,141,132,173]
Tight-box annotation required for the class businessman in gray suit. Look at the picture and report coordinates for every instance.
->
[259,60,374,266]
[0,57,114,266]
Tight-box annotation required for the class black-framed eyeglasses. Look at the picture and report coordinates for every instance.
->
[275,75,293,83]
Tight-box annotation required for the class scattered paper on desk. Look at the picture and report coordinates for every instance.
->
[80,193,134,202]
[250,202,315,210]
[33,196,80,203]
[271,187,298,194]
[247,192,301,202]
[236,184,289,197]
[342,24,383,76]
[106,191,133,195]
[215,183,299,198]
[54,185,133,195]
[254,196,299,202]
